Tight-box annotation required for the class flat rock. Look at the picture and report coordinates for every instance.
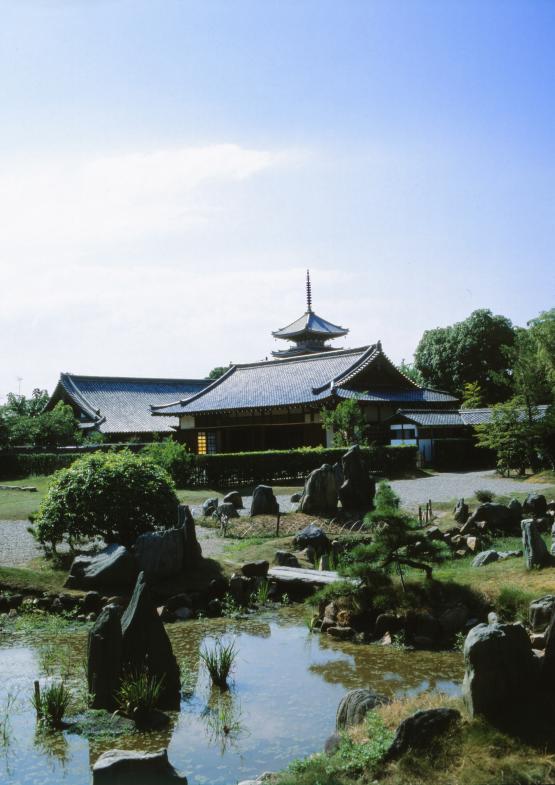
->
[471,550,499,568]
[92,748,187,784]
[65,544,138,591]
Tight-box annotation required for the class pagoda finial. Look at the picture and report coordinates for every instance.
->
[306,269,312,313]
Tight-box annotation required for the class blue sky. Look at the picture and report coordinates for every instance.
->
[0,0,553,398]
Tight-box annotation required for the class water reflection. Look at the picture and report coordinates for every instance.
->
[0,607,464,785]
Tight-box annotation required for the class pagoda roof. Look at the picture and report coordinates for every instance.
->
[47,373,209,434]
[152,344,458,417]
[272,310,348,341]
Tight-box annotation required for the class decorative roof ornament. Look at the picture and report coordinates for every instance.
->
[271,271,349,358]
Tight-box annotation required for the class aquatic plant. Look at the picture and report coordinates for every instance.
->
[200,637,238,690]
[32,681,71,728]
[221,592,243,618]
[0,691,18,748]
[115,670,165,721]
[252,579,270,606]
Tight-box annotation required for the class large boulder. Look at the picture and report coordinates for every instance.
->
[529,595,555,632]
[92,749,187,784]
[521,519,553,569]
[87,605,123,710]
[453,499,469,524]
[274,551,300,568]
[336,688,388,730]
[121,573,181,710]
[202,498,219,517]
[338,445,375,512]
[293,523,331,556]
[250,486,279,516]
[384,708,461,760]
[466,503,519,534]
[462,622,538,723]
[523,493,548,518]
[133,528,185,582]
[299,464,338,516]
[65,544,138,591]
[241,560,269,578]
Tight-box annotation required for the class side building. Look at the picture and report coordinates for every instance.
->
[46,373,209,441]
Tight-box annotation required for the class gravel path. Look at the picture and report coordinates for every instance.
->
[391,470,553,511]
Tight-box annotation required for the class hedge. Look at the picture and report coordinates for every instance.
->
[0,444,417,487]
[188,445,417,488]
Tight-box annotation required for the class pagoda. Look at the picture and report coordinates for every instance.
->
[271,271,349,358]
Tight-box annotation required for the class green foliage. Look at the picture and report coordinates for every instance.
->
[280,712,394,785]
[461,381,484,409]
[373,480,401,513]
[495,586,534,622]
[142,438,193,485]
[3,389,49,417]
[200,637,238,690]
[5,402,80,447]
[474,489,494,503]
[414,308,515,401]
[115,669,165,722]
[32,681,71,727]
[207,365,231,380]
[346,483,447,585]
[320,398,367,447]
[398,359,424,385]
[31,450,179,551]
[475,396,544,475]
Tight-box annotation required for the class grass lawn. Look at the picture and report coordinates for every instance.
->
[0,557,71,595]
[0,475,52,520]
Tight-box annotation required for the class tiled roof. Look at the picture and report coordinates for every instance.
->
[459,405,550,426]
[152,345,456,416]
[272,310,348,339]
[153,347,371,415]
[50,374,209,434]
[393,410,464,426]
[392,405,550,428]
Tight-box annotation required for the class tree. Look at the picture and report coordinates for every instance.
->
[414,309,515,401]
[2,389,49,417]
[397,360,424,386]
[4,402,80,447]
[461,381,484,409]
[207,366,231,380]
[475,396,541,476]
[320,398,367,447]
[341,482,446,587]
[32,450,179,553]
[508,310,555,410]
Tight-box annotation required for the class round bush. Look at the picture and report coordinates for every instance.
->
[33,450,179,551]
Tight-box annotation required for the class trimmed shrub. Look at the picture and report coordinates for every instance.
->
[31,450,179,551]
[142,439,194,486]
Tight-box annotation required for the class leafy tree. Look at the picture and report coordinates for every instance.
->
[397,360,424,386]
[461,381,484,409]
[142,438,193,486]
[2,389,49,417]
[0,414,9,448]
[320,398,367,447]
[207,366,231,380]
[32,450,179,553]
[341,482,446,587]
[508,310,555,410]
[475,396,541,476]
[5,402,79,447]
[414,309,515,401]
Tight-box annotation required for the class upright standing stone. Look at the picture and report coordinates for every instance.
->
[178,504,202,568]
[523,494,548,518]
[87,605,123,710]
[453,499,469,524]
[250,486,279,516]
[521,519,553,569]
[299,464,338,515]
[462,622,537,723]
[338,445,375,512]
[121,573,181,710]
[336,688,388,730]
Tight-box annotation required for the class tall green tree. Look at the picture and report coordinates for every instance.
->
[207,366,231,380]
[320,398,367,447]
[397,360,424,386]
[461,381,484,409]
[2,389,49,417]
[475,396,541,475]
[414,309,515,401]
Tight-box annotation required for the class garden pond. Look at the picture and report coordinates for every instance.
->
[0,607,464,785]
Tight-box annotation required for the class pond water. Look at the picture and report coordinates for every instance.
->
[0,608,464,785]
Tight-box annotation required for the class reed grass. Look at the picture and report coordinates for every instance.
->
[200,637,238,690]
[115,670,165,721]
[32,682,70,728]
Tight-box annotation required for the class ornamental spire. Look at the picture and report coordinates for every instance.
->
[306,269,312,313]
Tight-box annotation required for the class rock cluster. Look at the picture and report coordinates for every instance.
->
[65,505,201,591]
[298,445,376,516]
[88,572,181,712]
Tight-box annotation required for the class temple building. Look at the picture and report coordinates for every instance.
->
[151,273,458,453]
[47,272,465,455]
